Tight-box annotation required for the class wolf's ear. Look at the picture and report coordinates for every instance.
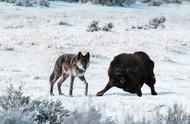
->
[78,52,83,59]
[85,52,90,59]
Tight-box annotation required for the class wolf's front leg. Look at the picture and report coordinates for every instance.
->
[69,76,75,96]
[79,76,88,96]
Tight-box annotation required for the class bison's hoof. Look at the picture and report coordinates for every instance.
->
[152,92,157,95]
[96,92,104,96]
[136,92,142,97]
[137,94,142,97]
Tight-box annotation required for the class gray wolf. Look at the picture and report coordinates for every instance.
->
[49,52,90,96]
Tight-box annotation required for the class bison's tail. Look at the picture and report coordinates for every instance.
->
[144,60,154,70]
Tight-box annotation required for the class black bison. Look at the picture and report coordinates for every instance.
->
[96,51,157,97]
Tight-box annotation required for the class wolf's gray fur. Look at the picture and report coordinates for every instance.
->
[49,52,90,96]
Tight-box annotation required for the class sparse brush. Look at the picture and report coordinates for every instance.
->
[151,0,162,6]
[30,100,70,123]
[1,0,50,7]
[86,20,101,32]
[64,107,115,124]
[4,0,15,3]
[59,21,72,26]
[102,22,114,32]
[87,21,114,32]
[0,85,189,124]
[15,0,33,7]
[161,0,182,4]
[0,111,32,124]
[123,104,190,124]
[0,84,30,111]
[148,16,166,29]
[0,85,70,124]
[38,0,49,7]
[127,16,166,31]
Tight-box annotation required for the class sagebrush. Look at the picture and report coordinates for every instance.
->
[0,85,189,124]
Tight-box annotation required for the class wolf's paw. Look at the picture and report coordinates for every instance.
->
[96,92,104,96]
[59,93,65,96]
[69,94,73,97]
[50,92,54,96]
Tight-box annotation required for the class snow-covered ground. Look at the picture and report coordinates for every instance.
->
[0,1,190,123]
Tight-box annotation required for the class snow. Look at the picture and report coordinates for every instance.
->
[0,1,190,123]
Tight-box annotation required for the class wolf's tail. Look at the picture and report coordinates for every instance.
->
[49,71,55,84]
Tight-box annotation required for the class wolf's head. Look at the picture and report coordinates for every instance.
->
[76,52,90,71]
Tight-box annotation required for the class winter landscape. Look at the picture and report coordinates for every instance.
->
[0,0,190,123]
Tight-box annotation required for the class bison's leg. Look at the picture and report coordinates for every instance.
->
[136,85,142,97]
[96,82,113,96]
[146,77,157,95]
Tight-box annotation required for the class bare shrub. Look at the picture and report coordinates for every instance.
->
[38,0,49,7]
[87,21,113,32]
[147,0,182,6]
[59,21,72,26]
[92,0,135,6]
[0,85,115,124]
[0,111,32,124]
[64,107,115,124]
[161,0,182,3]
[0,0,49,7]
[0,84,29,111]
[0,85,70,124]
[0,85,189,124]
[15,0,33,6]
[161,104,190,124]
[147,15,166,29]
[30,100,70,123]
[153,1,162,6]
[123,104,190,124]
[4,0,15,3]
[86,20,101,32]
[102,22,114,32]
[127,16,166,31]
[147,0,163,6]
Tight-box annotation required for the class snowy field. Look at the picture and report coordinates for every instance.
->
[0,1,190,123]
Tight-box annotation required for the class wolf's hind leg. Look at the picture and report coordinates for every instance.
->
[57,73,69,95]
[49,72,55,96]
[49,71,62,96]
[79,76,88,96]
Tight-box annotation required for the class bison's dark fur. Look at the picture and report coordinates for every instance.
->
[96,51,157,97]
